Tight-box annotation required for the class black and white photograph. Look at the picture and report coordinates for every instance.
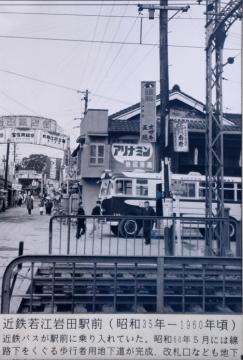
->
[0,0,242,357]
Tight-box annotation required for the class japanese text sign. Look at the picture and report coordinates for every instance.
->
[111,143,154,171]
[140,81,157,143]
[172,118,189,152]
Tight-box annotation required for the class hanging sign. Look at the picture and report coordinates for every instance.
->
[140,81,157,143]
[40,131,68,150]
[172,119,189,152]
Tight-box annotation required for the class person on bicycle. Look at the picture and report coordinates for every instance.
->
[76,202,86,239]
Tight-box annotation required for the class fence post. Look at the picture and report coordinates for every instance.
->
[49,217,54,254]
[156,257,164,313]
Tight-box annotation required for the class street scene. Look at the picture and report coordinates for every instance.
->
[0,0,241,318]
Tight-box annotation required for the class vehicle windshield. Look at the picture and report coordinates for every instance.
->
[115,179,132,195]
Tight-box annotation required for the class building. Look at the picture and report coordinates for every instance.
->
[73,85,241,213]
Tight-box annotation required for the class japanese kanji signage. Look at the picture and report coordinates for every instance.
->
[0,314,241,359]
[140,81,157,143]
[172,119,189,152]
[49,158,57,180]
[0,116,68,150]
[111,143,155,171]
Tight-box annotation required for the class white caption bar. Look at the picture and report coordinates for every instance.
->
[0,314,242,359]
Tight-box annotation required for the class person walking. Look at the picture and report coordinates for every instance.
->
[45,198,53,215]
[39,197,45,215]
[141,201,155,245]
[26,193,34,215]
[76,202,86,239]
[89,200,101,236]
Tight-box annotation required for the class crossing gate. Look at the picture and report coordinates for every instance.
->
[1,255,242,314]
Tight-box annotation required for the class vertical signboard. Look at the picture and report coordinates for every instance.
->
[140,81,157,143]
[49,158,57,180]
[172,119,189,152]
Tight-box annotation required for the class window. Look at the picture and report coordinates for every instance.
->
[224,182,234,201]
[90,144,104,165]
[237,183,241,201]
[180,182,196,198]
[115,180,132,195]
[136,179,148,196]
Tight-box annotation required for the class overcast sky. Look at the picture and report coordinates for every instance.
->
[0,0,241,162]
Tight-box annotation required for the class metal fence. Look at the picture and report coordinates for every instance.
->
[48,215,241,257]
[1,255,241,314]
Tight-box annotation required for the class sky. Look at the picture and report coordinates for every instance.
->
[0,0,241,163]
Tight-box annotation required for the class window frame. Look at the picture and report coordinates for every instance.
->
[89,143,105,166]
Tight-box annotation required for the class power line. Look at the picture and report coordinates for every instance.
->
[0,68,132,105]
[0,34,240,50]
[0,11,206,20]
[0,2,204,6]
[94,14,139,94]
[81,1,104,85]
[0,89,40,115]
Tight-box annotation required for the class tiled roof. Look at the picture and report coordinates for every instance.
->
[109,114,241,133]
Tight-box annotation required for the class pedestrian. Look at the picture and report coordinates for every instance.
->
[89,200,101,236]
[45,198,53,215]
[76,202,86,239]
[26,193,34,215]
[17,194,23,207]
[39,198,44,215]
[141,201,155,245]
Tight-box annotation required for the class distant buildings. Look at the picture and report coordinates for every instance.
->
[72,85,241,213]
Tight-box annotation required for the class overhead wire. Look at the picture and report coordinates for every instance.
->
[90,1,130,93]
[0,68,132,105]
[0,89,40,116]
[88,0,115,88]
[0,11,206,20]
[94,14,140,95]
[81,0,104,85]
[0,34,239,50]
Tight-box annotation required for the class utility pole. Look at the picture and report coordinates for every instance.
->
[138,2,189,255]
[4,140,10,191]
[84,89,89,115]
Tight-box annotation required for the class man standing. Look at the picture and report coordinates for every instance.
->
[76,202,86,239]
[89,200,101,236]
[26,193,34,215]
[141,201,155,245]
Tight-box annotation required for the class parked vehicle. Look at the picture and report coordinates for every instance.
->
[99,170,241,239]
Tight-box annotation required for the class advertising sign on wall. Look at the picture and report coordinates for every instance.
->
[172,119,189,152]
[140,81,157,143]
[111,143,154,171]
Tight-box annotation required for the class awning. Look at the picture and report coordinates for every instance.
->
[71,144,81,157]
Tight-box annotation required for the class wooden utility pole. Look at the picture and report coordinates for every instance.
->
[138,2,189,255]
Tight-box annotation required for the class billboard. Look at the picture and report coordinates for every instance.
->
[140,81,157,143]
[111,143,155,171]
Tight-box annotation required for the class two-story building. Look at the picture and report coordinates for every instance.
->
[73,85,241,213]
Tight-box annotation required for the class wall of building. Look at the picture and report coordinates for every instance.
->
[80,109,108,136]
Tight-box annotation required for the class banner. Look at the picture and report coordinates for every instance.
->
[0,129,7,143]
[172,119,189,152]
[140,81,157,143]
[10,130,37,144]
[40,131,68,151]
